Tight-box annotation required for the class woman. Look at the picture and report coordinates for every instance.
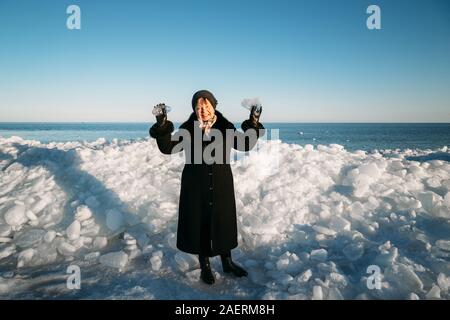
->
[149,90,264,285]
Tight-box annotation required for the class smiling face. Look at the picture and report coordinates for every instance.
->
[195,97,215,122]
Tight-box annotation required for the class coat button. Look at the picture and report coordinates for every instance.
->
[209,202,213,205]
[208,172,212,176]
[209,187,213,190]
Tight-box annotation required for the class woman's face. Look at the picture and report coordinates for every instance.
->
[195,97,215,122]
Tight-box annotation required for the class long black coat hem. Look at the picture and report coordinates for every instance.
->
[176,242,238,257]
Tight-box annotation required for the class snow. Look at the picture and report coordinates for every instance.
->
[106,209,124,232]
[0,136,449,299]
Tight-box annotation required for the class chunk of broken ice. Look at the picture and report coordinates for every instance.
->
[312,286,323,300]
[425,285,441,300]
[74,205,93,221]
[0,245,16,260]
[4,204,28,226]
[15,229,45,248]
[93,236,107,250]
[310,249,328,262]
[297,269,312,283]
[342,242,364,261]
[150,255,162,271]
[435,240,450,251]
[66,220,81,241]
[99,251,128,269]
[0,225,12,238]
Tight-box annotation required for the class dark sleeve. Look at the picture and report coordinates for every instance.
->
[149,121,183,155]
[229,120,266,152]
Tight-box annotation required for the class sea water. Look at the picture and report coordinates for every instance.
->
[0,122,449,152]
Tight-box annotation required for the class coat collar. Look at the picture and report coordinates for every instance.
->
[180,110,231,133]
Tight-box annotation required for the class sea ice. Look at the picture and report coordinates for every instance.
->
[342,242,364,261]
[66,220,81,240]
[310,249,328,262]
[106,209,124,232]
[4,205,28,226]
[1,136,450,299]
[99,251,128,269]
[74,205,92,221]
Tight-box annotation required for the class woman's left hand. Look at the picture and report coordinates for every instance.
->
[249,105,262,126]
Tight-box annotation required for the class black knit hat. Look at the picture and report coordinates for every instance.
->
[191,90,218,110]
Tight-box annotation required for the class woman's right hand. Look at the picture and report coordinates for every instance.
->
[154,103,168,127]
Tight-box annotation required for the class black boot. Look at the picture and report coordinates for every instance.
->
[199,255,215,285]
[220,251,248,277]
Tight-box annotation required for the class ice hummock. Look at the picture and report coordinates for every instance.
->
[0,135,449,299]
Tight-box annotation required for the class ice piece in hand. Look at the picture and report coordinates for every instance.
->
[152,104,171,116]
[241,97,262,113]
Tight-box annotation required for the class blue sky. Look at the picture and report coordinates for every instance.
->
[0,0,449,122]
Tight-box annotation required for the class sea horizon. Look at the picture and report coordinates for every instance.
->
[1,121,450,124]
[1,122,450,152]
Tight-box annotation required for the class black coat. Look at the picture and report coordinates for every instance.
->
[149,110,265,257]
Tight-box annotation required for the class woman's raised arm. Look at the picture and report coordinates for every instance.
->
[149,103,184,155]
[230,105,265,152]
